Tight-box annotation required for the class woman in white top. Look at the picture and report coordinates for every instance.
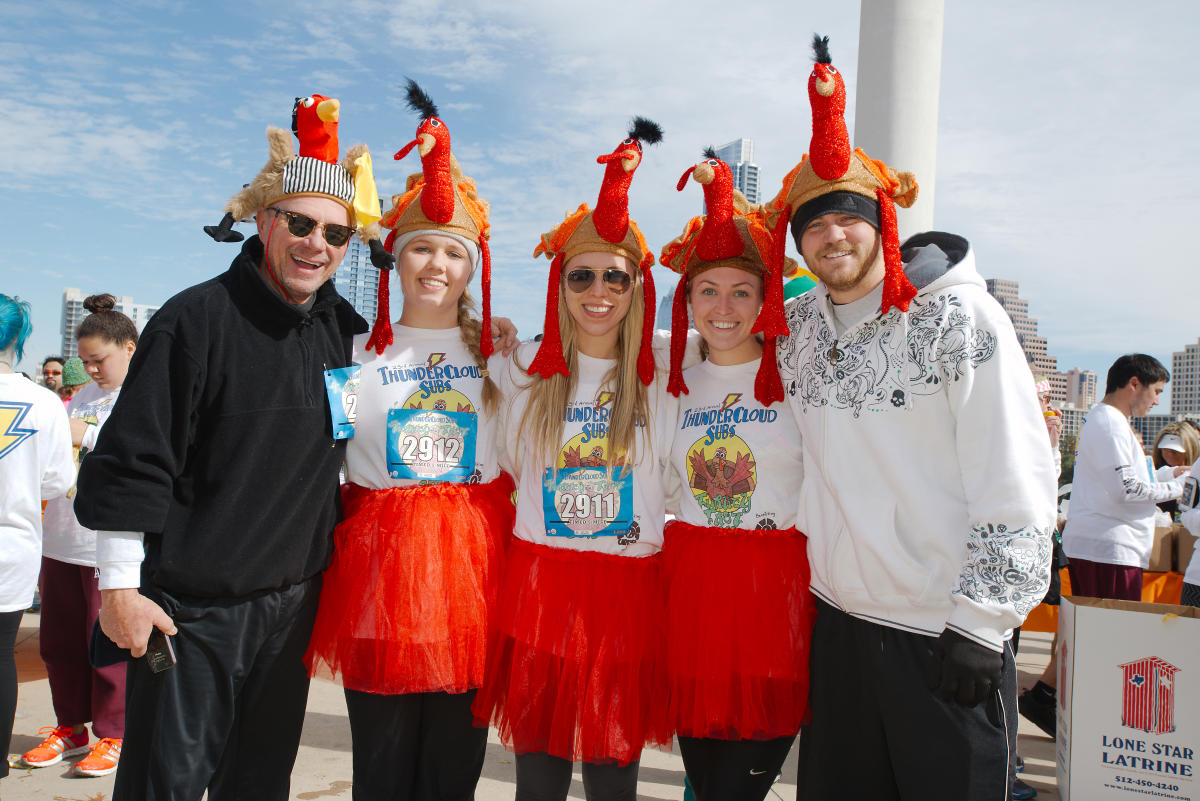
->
[304,85,517,801]
[0,294,74,792]
[23,294,136,778]
[474,121,674,801]
[658,155,816,801]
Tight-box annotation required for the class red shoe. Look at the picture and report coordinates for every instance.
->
[74,737,122,777]
[20,724,89,767]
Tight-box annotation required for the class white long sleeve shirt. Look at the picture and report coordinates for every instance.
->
[1062,402,1183,568]
[42,381,122,566]
[0,374,75,611]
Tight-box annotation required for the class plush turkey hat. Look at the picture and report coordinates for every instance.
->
[765,35,919,315]
[366,80,493,357]
[660,152,796,406]
[220,94,382,237]
[526,118,663,386]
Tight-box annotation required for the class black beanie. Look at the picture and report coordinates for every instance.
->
[790,190,880,252]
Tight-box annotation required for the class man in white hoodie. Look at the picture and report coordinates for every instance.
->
[768,35,1057,801]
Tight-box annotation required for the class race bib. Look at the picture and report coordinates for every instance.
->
[542,466,634,538]
[386,407,477,482]
[1181,475,1198,510]
[324,366,361,440]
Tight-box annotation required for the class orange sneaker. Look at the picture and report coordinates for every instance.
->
[74,737,122,777]
[20,725,89,767]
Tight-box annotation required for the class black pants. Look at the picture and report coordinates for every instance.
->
[0,610,22,781]
[678,734,794,801]
[114,576,320,801]
[343,687,487,801]
[797,600,1011,801]
[515,751,639,801]
[1182,582,1200,608]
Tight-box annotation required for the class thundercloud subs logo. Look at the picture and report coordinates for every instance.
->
[543,392,636,540]
[681,393,768,528]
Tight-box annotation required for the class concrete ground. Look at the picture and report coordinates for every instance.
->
[4,613,1060,800]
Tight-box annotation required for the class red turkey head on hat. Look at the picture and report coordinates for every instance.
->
[526,118,663,386]
[292,94,340,163]
[367,80,494,357]
[661,151,794,406]
[766,34,919,315]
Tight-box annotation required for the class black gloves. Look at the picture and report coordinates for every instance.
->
[926,629,1003,707]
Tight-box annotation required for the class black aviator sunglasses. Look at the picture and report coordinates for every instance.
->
[268,207,354,247]
[565,268,632,295]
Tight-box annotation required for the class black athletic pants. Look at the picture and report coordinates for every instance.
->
[797,600,1012,801]
[678,734,794,801]
[343,687,487,801]
[0,610,22,781]
[114,576,320,801]
[515,751,639,801]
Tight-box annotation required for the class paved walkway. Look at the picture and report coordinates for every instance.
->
[4,613,1060,800]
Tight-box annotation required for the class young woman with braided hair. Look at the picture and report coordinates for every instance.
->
[304,85,518,799]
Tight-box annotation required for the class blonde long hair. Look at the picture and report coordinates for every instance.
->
[455,289,499,416]
[517,263,650,473]
[1153,421,1200,469]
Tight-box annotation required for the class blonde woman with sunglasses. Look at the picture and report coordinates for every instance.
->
[474,121,681,801]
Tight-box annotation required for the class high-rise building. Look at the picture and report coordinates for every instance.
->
[985,278,1062,398]
[1064,368,1098,410]
[1171,339,1200,414]
[61,287,160,359]
[713,139,761,203]
[333,233,381,326]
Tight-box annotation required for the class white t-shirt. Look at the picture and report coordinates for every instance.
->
[1062,402,1182,568]
[669,358,803,529]
[42,381,122,566]
[344,324,501,490]
[0,374,75,611]
[497,343,677,557]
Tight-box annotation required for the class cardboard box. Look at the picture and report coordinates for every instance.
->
[1058,597,1200,800]
[1178,528,1198,575]
[1150,526,1179,573]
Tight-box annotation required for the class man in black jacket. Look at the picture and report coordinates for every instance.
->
[74,102,374,800]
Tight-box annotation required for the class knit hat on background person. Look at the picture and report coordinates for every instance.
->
[202,93,390,273]
[526,118,664,386]
[367,80,493,357]
[660,151,798,406]
[61,357,89,387]
[765,34,919,315]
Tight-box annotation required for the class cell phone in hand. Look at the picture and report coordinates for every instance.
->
[145,628,176,673]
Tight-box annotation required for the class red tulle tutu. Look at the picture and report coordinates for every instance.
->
[305,474,515,694]
[472,539,671,766]
[663,520,817,740]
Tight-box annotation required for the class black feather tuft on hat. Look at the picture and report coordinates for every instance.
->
[812,34,832,65]
[404,78,440,120]
[702,146,718,160]
[629,116,663,146]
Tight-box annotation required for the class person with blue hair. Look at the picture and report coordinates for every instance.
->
[0,293,75,795]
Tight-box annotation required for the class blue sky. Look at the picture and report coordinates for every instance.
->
[3,0,1198,409]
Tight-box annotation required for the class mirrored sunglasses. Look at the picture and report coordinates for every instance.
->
[565,268,632,295]
[269,207,354,247]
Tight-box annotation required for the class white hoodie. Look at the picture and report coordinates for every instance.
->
[778,233,1057,651]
